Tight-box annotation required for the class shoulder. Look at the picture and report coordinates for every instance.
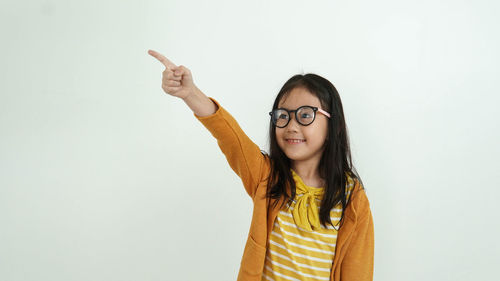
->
[346,177,371,221]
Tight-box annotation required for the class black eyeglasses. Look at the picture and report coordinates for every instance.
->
[269,106,331,128]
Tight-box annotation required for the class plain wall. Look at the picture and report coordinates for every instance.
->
[1,0,499,280]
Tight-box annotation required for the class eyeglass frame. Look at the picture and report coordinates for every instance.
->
[268,105,331,128]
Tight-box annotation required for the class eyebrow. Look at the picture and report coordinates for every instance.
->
[277,105,315,110]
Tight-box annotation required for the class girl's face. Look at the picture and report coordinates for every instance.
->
[275,87,329,163]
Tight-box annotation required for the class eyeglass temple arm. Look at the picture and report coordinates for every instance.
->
[317,108,331,118]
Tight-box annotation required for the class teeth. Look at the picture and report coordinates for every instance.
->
[287,139,305,143]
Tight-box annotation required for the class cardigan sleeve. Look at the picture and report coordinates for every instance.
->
[340,187,375,281]
[194,97,270,199]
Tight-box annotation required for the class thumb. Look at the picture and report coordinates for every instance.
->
[176,65,191,76]
[172,66,183,77]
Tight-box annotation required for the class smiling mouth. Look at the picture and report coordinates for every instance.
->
[286,139,306,144]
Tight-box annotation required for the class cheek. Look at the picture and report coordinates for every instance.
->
[306,123,328,141]
[275,128,285,138]
[274,130,281,142]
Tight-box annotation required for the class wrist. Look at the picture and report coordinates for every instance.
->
[182,86,202,102]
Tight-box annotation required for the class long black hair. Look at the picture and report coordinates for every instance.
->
[261,73,364,230]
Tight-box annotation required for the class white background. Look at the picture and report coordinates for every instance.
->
[1,0,499,280]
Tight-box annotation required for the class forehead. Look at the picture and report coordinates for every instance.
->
[278,87,321,109]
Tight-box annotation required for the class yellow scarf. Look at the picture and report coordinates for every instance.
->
[290,169,325,232]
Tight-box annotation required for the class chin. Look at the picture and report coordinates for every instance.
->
[282,150,305,161]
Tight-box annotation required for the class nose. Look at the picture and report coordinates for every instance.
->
[286,112,300,131]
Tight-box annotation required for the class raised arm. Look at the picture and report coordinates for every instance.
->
[148,49,269,199]
[191,93,270,199]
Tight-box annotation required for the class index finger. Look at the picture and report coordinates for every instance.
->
[148,49,177,70]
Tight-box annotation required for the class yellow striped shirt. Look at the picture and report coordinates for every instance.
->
[261,170,355,281]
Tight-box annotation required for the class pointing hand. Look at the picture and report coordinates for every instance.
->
[148,49,197,100]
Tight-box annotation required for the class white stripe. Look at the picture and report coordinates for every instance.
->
[269,239,333,263]
[274,221,337,246]
[262,272,274,281]
[277,217,338,238]
[269,248,331,271]
[272,230,335,255]
[265,265,301,281]
[266,257,330,281]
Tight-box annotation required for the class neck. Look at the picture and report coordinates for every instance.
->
[291,161,325,188]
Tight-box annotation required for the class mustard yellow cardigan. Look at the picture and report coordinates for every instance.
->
[194,97,374,281]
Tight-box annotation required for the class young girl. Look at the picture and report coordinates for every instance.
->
[148,50,374,281]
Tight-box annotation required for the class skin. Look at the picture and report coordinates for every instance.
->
[276,87,330,188]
